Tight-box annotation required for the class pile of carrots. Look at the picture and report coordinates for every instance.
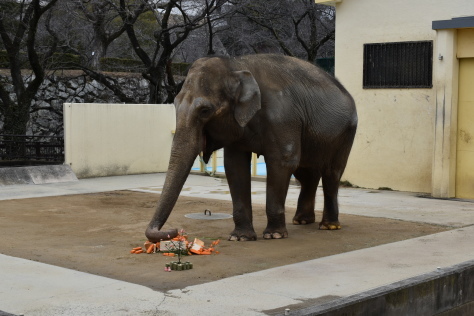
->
[130,241,158,254]
[129,232,220,256]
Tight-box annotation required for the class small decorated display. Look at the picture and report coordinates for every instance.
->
[165,261,193,272]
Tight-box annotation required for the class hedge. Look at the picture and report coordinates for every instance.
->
[171,62,190,76]
[100,58,190,75]
[0,51,82,70]
[100,57,146,72]
[0,50,190,76]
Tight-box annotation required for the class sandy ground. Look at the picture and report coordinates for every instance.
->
[0,190,448,292]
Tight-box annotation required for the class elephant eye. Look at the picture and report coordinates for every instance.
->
[199,106,213,118]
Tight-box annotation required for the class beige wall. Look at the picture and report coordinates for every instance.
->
[326,0,474,193]
[458,28,474,58]
[64,103,175,178]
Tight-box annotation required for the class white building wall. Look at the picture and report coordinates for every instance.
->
[64,103,175,178]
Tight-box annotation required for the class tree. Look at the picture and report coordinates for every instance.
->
[69,0,141,70]
[118,0,230,103]
[225,0,335,62]
[0,0,60,138]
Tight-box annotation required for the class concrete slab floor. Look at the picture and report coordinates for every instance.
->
[0,173,473,315]
[0,225,473,315]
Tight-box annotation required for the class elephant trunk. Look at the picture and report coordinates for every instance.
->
[145,131,202,242]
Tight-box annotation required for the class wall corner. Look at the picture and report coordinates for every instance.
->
[432,29,459,198]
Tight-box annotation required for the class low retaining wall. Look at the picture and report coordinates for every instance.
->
[0,165,77,186]
[283,259,474,316]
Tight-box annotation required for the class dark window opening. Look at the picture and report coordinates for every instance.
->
[363,41,433,89]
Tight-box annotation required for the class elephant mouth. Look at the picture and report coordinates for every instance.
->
[202,130,211,164]
[202,130,218,164]
[202,131,207,153]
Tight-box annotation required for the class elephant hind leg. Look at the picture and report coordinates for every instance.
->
[320,169,342,230]
[292,167,321,225]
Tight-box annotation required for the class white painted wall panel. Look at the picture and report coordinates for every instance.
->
[64,103,175,178]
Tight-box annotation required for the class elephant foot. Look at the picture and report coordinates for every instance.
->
[319,221,341,230]
[228,229,257,241]
[292,216,316,225]
[262,228,288,239]
[145,227,179,243]
[263,232,288,239]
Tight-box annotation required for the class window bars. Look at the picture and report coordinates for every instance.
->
[363,41,433,89]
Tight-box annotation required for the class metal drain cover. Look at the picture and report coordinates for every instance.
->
[185,209,233,220]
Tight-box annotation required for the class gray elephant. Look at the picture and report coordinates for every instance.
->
[146,54,357,242]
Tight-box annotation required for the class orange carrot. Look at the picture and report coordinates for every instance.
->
[130,250,135,254]
[134,249,144,254]
[146,244,154,254]
[133,247,142,251]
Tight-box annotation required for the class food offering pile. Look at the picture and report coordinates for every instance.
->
[130,230,220,271]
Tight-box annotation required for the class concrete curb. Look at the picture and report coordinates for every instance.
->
[283,259,474,316]
[0,165,77,186]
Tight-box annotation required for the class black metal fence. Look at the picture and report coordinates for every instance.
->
[0,134,64,164]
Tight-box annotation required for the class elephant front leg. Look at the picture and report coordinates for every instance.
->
[263,162,293,239]
[224,148,257,241]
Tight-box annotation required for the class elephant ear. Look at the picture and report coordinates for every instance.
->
[232,70,261,127]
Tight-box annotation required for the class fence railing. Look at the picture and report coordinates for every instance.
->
[197,152,263,177]
[0,134,64,163]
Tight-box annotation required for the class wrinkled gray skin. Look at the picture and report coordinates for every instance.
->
[146,54,357,242]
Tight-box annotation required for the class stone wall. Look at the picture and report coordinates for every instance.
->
[0,73,150,136]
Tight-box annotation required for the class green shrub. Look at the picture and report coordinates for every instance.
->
[47,53,82,70]
[171,62,190,76]
[0,51,82,70]
[100,57,145,72]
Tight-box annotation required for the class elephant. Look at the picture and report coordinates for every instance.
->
[146,54,357,242]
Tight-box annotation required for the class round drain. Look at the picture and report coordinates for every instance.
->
[184,209,233,220]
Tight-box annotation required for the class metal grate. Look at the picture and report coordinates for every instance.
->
[363,41,433,89]
[0,135,64,163]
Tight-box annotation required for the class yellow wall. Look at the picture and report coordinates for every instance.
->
[456,58,474,198]
[64,103,175,178]
[458,29,474,58]
[333,0,474,193]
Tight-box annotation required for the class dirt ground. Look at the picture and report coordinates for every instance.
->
[0,190,448,292]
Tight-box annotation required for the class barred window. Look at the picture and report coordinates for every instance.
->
[363,41,433,89]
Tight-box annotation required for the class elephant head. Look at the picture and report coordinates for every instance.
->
[145,57,261,242]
